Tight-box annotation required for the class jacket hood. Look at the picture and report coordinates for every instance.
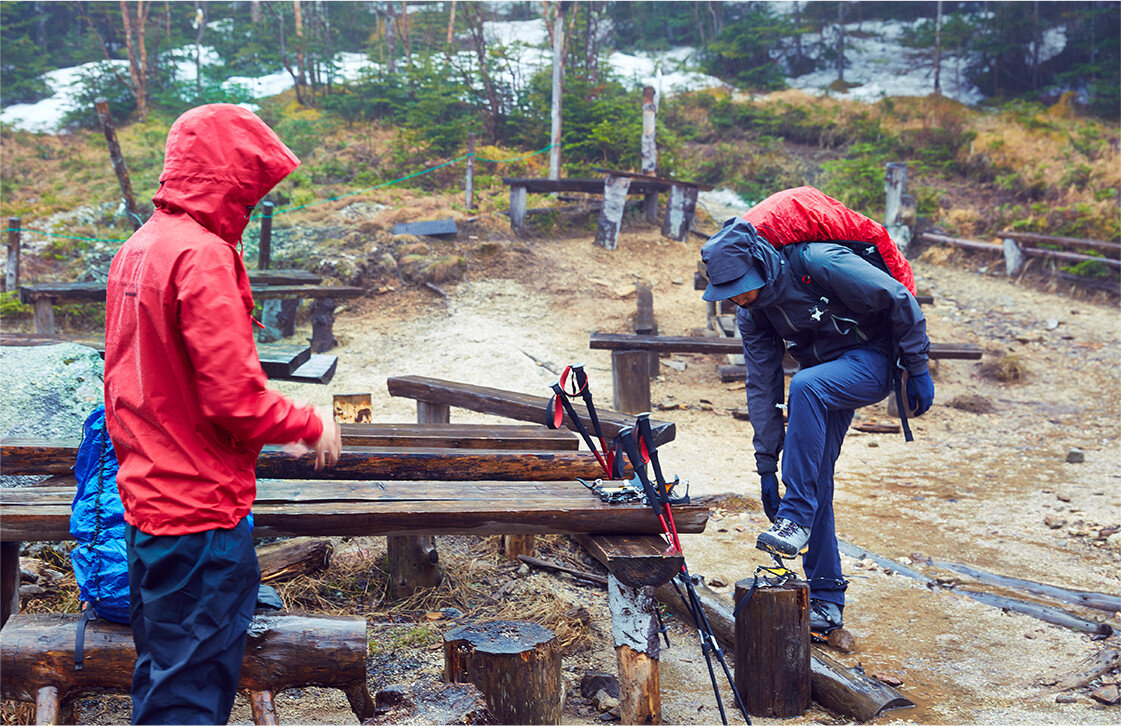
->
[701,219,788,308]
[152,104,299,245]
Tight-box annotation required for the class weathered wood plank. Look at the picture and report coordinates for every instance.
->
[276,354,337,384]
[338,423,579,450]
[256,344,312,377]
[250,285,363,300]
[0,441,610,480]
[18,272,324,305]
[1001,231,1121,258]
[501,177,671,195]
[0,480,709,542]
[592,333,981,360]
[386,375,677,446]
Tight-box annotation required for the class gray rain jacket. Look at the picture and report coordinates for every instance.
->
[725,221,930,475]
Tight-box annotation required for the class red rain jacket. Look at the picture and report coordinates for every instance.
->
[105,104,323,536]
[742,186,917,295]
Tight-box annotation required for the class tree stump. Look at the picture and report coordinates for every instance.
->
[734,577,811,718]
[501,535,535,561]
[444,620,562,724]
[608,575,661,724]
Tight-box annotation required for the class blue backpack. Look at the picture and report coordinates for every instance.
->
[70,405,130,625]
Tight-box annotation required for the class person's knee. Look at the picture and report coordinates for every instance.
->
[788,372,824,406]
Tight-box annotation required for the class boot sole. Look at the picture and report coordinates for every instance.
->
[755,534,807,558]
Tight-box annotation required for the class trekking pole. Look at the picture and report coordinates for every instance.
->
[570,364,619,474]
[547,376,611,477]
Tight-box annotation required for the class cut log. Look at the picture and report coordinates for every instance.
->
[387,532,442,600]
[611,350,651,414]
[0,613,375,722]
[608,575,661,724]
[576,535,683,589]
[652,576,913,722]
[386,375,676,446]
[248,690,278,725]
[1035,647,1121,692]
[256,537,332,584]
[444,620,562,724]
[2,541,19,628]
[734,578,811,718]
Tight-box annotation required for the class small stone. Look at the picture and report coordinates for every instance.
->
[671,279,684,285]
[1090,684,1119,705]
[936,576,959,588]
[594,690,620,713]
[708,577,727,588]
[1023,632,1036,639]
[1057,493,1072,502]
[614,285,635,299]
[873,672,904,687]
[1046,319,1060,330]
[580,672,619,700]
[441,607,464,619]
[1044,515,1066,529]
[868,441,879,448]
[517,563,530,576]
[1107,532,1121,549]
[1066,449,1085,463]
[1055,693,1077,704]
[662,359,687,372]
[699,402,714,411]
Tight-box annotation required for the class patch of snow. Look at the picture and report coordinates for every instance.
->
[698,189,755,221]
[222,70,295,100]
[0,61,126,133]
[485,19,548,47]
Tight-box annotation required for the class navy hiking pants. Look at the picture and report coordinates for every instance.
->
[774,347,892,607]
[125,518,259,725]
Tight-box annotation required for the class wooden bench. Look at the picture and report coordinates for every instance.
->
[386,374,676,446]
[1,612,374,725]
[589,332,984,413]
[17,273,361,353]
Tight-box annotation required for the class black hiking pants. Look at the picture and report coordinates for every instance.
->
[125,518,259,725]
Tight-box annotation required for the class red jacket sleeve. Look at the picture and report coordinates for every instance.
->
[175,243,324,448]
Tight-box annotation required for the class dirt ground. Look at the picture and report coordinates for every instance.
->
[17,209,1121,725]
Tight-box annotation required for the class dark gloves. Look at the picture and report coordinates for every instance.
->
[760,473,780,522]
[906,370,935,416]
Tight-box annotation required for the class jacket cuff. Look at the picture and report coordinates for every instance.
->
[755,455,778,475]
[300,407,324,445]
[905,358,930,377]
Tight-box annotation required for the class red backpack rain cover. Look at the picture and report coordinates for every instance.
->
[742,186,917,295]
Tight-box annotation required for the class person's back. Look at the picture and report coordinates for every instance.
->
[104,104,339,725]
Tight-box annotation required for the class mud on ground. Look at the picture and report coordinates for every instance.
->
[10,214,1119,725]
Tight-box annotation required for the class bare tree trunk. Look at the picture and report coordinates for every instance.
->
[385,4,397,74]
[164,0,171,40]
[194,2,207,96]
[265,3,304,103]
[464,4,500,141]
[294,0,307,99]
[933,0,943,95]
[251,0,262,23]
[446,0,456,45]
[549,1,566,180]
[33,1,47,47]
[400,1,410,71]
[836,1,845,82]
[119,1,152,122]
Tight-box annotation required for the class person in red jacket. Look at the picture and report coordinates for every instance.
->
[104,104,341,725]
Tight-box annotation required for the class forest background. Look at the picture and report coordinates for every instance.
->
[1,0,1118,322]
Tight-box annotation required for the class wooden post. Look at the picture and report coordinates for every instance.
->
[1,541,20,628]
[259,298,299,344]
[611,350,650,415]
[608,575,661,724]
[1003,237,1024,276]
[444,620,562,724]
[502,535,535,561]
[634,282,659,378]
[661,185,697,242]
[4,217,19,293]
[641,86,658,223]
[33,297,55,335]
[387,401,446,600]
[258,200,274,270]
[884,162,910,255]
[734,577,811,718]
[35,685,59,725]
[248,690,278,725]
[309,297,335,353]
[465,133,476,211]
[595,174,631,250]
[509,185,528,234]
[548,2,566,180]
[94,98,141,230]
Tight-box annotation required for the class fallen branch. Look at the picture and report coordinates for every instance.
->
[257,537,333,584]
[516,554,607,586]
[424,282,448,298]
[1034,647,1121,692]
[930,559,1121,614]
[837,540,1113,639]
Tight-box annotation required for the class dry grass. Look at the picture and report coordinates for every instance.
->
[980,352,1027,383]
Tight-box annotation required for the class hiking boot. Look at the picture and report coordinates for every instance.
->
[810,599,843,634]
[755,518,810,558]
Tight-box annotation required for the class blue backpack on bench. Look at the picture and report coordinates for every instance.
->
[70,404,130,626]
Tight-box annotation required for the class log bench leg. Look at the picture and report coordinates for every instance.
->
[32,297,55,335]
[611,350,651,415]
[310,297,337,353]
[608,575,661,724]
[510,185,528,234]
[2,540,20,628]
[386,401,448,600]
[502,535,535,561]
[661,185,697,242]
[259,298,300,343]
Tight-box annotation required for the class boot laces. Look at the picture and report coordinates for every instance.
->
[773,518,804,537]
